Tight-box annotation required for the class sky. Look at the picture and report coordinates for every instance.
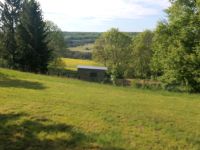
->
[1,0,171,32]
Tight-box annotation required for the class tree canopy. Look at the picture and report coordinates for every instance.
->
[16,0,51,73]
[131,30,154,79]
[0,0,23,68]
[0,0,53,73]
[93,28,132,80]
[45,20,66,58]
[152,0,200,92]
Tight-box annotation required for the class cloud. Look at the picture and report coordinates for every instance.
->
[0,0,170,31]
[126,0,170,8]
[40,0,169,20]
[38,0,170,31]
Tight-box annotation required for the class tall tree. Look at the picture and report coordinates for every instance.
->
[93,28,132,80]
[152,0,200,92]
[131,30,154,79]
[16,0,51,73]
[0,32,5,67]
[0,0,23,68]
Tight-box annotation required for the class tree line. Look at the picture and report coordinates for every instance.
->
[93,0,200,93]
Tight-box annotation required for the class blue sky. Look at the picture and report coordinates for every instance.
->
[1,0,170,32]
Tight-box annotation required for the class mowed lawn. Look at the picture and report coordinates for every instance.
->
[62,58,102,71]
[0,68,200,150]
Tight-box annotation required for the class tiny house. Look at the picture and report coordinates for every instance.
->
[77,65,108,82]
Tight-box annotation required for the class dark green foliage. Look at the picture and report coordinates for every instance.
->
[152,0,200,93]
[16,0,51,73]
[0,0,51,73]
[0,32,6,67]
[0,0,23,68]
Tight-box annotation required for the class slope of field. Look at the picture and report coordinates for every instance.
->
[62,58,102,71]
[0,68,200,150]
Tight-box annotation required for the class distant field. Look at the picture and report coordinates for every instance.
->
[62,32,139,60]
[62,58,102,71]
[63,32,101,47]
[63,32,139,48]
[0,68,200,150]
[68,43,94,53]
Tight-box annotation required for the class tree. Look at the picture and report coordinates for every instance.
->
[16,0,51,73]
[0,0,23,68]
[131,30,154,79]
[0,32,6,67]
[45,20,66,58]
[152,0,200,92]
[93,28,132,81]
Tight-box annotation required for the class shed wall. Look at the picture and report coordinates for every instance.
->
[78,68,106,82]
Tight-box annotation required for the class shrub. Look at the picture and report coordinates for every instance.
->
[48,58,66,76]
[132,79,162,90]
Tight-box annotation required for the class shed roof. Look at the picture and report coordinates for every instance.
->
[77,65,108,71]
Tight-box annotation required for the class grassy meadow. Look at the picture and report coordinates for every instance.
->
[62,58,102,71]
[0,68,200,150]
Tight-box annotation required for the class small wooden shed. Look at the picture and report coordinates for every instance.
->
[77,65,108,82]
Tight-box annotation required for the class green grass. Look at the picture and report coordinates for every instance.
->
[0,68,200,150]
[62,58,102,71]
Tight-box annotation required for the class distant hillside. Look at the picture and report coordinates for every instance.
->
[63,32,139,47]
[61,32,139,60]
[63,32,101,47]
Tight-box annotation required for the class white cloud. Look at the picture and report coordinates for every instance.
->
[0,0,170,31]
[40,0,169,20]
[38,0,170,31]
[126,0,170,9]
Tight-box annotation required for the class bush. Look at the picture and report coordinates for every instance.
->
[47,58,78,77]
[114,79,132,86]
[48,58,66,76]
[162,84,196,93]
[132,79,162,90]
[0,58,8,68]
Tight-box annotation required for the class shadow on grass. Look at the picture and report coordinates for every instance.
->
[0,113,125,150]
[0,73,46,90]
[0,113,88,150]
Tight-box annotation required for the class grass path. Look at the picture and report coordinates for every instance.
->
[0,68,200,150]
